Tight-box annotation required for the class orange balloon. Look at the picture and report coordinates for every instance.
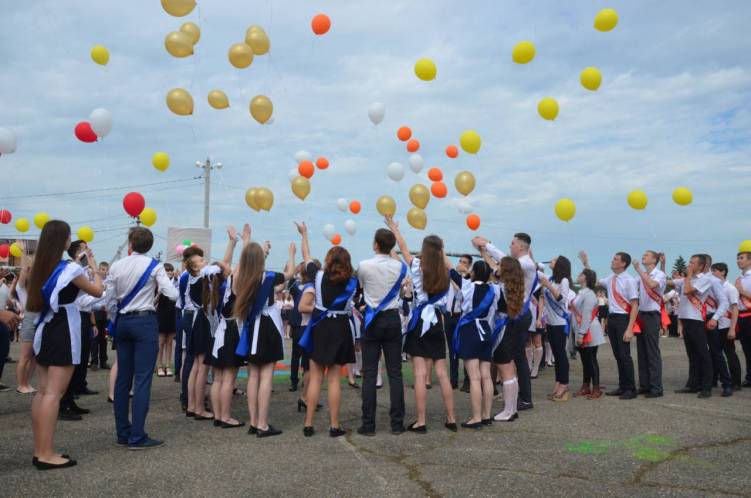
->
[427,167,443,182]
[298,160,315,178]
[349,200,361,214]
[406,139,420,153]
[331,233,342,245]
[316,157,329,169]
[431,181,447,198]
[446,145,458,158]
[397,126,412,142]
[311,14,331,35]
[466,214,481,231]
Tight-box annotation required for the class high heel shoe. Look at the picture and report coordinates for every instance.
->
[303,426,315,437]
[552,390,570,402]
[329,427,347,438]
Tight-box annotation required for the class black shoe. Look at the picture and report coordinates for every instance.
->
[606,388,624,396]
[637,388,649,395]
[721,386,733,397]
[356,426,375,437]
[33,458,77,470]
[32,454,70,464]
[289,384,298,392]
[127,438,165,450]
[697,389,712,399]
[742,380,751,388]
[459,383,470,393]
[619,391,637,400]
[348,381,360,389]
[481,418,493,426]
[674,387,699,394]
[391,425,406,435]
[247,426,258,435]
[256,425,282,438]
[220,421,246,429]
[461,420,483,429]
[329,427,347,438]
[58,409,82,421]
[194,414,214,421]
[213,420,222,427]
[69,402,89,415]
[451,382,458,390]
[297,399,306,412]
[444,421,458,432]
[517,401,534,411]
[303,426,315,437]
[407,422,427,433]
[426,384,432,390]
[76,388,98,396]
[90,364,99,371]
[644,392,663,398]
[107,397,114,404]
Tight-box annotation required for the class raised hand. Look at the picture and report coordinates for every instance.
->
[294,221,307,235]
[241,224,251,243]
[263,241,271,256]
[227,225,238,241]
[384,215,398,232]
[471,236,488,249]
[289,242,296,255]
[632,261,642,272]
[578,250,588,264]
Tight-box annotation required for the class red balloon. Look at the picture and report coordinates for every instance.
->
[466,214,481,231]
[75,121,97,143]
[0,209,11,224]
[0,244,9,259]
[123,192,145,218]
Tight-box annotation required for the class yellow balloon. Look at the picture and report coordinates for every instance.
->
[245,188,260,211]
[407,208,427,230]
[594,8,618,32]
[245,28,270,55]
[627,190,648,210]
[291,177,311,201]
[255,188,274,211]
[249,95,273,124]
[165,31,194,58]
[739,240,751,253]
[161,0,196,17]
[139,208,157,227]
[538,97,559,121]
[459,130,481,154]
[408,184,430,209]
[376,196,397,217]
[15,218,30,233]
[9,243,22,258]
[228,43,254,69]
[512,41,536,64]
[90,45,109,65]
[208,90,230,110]
[580,67,602,91]
[77,226,95,242]
[180,22,201,45]
[554,199,576,222]
[34,212,50,229]
[414,58,437,81]
[166,88,194,116]
[152,152,170,172]
[672,187,693,206]
[454,171,476,196]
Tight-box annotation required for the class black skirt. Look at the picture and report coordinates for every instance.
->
[35,308,74,367]
[190,310,213,357]
[310,315,355,367]
[246,315,284,366]
[157,296,177,334]
[404,315,446,360]
[493,311,532,364]
[211,320,244,368]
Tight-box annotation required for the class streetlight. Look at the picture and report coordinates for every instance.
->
[195,157,222,228]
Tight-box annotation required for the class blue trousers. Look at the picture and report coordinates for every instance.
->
[179,310,195,406]
[114,314,159,445]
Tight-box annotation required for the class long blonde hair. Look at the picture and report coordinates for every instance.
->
[232,243,266,322]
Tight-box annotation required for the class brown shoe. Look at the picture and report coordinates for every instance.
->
[587,387,603,399]
[574,383,591,397]
[552,390,570,402]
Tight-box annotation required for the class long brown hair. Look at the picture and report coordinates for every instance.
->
[202,269,224,314]
[498,256,524,318]
[26,220,71,312]
[324,247,353,284]
[233,243,266,322]
[420,235,449,294]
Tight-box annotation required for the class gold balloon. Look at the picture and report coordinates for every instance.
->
[291,176,311,200]
[165,31,194,58]
[376,195,396,216]
[249,95,273,124]
[161,0,196,17]
[228,43,253,69]
[245,28,270,55]
[180,22,201,45]
[245,188,260,211]
[166,88,194,116]
[255,187,274,211]
[407,208,427,230]
[454,171,476,196]
[408,184,430,209]
[208,90,229,109]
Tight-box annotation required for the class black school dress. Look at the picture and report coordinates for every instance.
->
[157,293,177,334]
[211,277,244,369]
[306,262,356,367]
[403,258,448,360]
[245,272,286,366]
[451,270,497,363]
[35,263,84,367]
[492,291,532,365]
[189,275,213,357]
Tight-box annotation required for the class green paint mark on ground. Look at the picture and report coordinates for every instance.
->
[566,434,674,462]
[565,441,611,455]
[633,447,671,462]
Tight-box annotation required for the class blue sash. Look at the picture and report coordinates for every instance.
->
[491,274,540,342]
[35,261,70,329]
[215,278,228,317]
[178,271,190,308]
[235,272,276,357]
[452,286,496,355]
[299,277,357,353]
[544,286,570,335]
[406,288,449,335]
[107,259,159,339]
[363,262,407,330]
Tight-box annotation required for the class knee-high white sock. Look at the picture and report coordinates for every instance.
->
[526,346,534,370]
[495,378,519,420]
[531,347,544,377]
[545,341,554,364]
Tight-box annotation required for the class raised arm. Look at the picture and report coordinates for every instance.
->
[73,248,103,298]
[221,226,239,275]
[283,242,296,281]
[294,221,312,264]
[578,250,591,270]
[479,246,499,272]
[384,215,412,266]
[658,253,666,273]
[632,261,658,289]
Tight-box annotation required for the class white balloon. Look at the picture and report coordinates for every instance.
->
[337,198,348,212]
[457,199,472,214]
[368,102,385,125]
[344,219,357,236]
[295,150,312,164]
[387,162,405,181]
[323,223,336,241]
[288,168,299,182]
[89,108,113,138]
[408,154,424,173]
[0,127,17,154]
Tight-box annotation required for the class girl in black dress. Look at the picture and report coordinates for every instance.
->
[156,262,177,377]
[27,220,103,470]
[233,231,295,438]
[386,216,456,432]
[295,222,357,437]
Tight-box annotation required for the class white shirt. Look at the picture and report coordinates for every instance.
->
[486,243,540,331]
[105,253,178,315]
[599,272,638,315]
[673,274,728,321]
[357,254,404,310]
[637,267,667,313]
[719,280,739,330]
[542,277,570,326]
[447,281,463,314]
[738,269,751,312]
[703,274,731,321]
[0,283,9,311]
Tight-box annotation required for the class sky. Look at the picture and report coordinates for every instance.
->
[1,0,750,278]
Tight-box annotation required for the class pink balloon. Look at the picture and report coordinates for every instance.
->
[176,244,185,255]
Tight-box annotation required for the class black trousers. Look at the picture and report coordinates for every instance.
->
[62,317,93,408]
[289,325,309,386]
[668,313,679,337]
[606,313,635,392]
[681,319,713,391]
[738,316,751,383]
[705,324,731,388]
[579,346,599,386]
[512,310,533,403]
[547,324,568,384]
[361,310,404,431]
[89,319,109,366]
[717,328,742,387]
[636,311,663,394]
[444,313,466,386]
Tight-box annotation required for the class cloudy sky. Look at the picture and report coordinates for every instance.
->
[1,0,750,277]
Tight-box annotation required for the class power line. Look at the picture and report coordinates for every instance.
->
[1,176,201,200]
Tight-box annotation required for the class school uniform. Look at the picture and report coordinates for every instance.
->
[238,272,286,365]
[735,269,751,385]
[449,270,498,362]
[703,275,733,392]
[715,280,741,388]
[636,267,667,395]
[599,272,639,395]
[210,275,244,368]
[444,281,465,387]
[177,270,196,403]
[188,265,222,358]
[542,277,571,385]
[288,279,311,388]
[403,258,449,360]
[572,288,605,388]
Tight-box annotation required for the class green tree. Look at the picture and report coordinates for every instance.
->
[672,256,687,276]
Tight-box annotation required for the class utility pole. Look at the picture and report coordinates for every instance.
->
[195,157,222,228]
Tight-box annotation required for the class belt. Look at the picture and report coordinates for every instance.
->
[121,310,156,317]
[639,310,659,315]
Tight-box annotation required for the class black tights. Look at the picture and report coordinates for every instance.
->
[579,346,599,386]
